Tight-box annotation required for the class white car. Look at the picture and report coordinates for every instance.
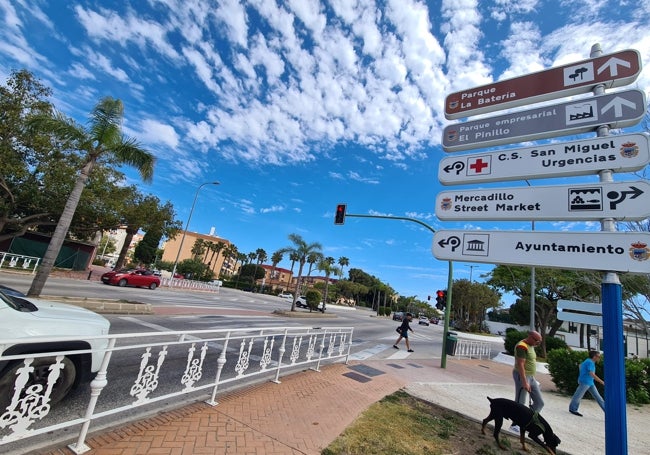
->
[0,288,111,410]
[278,292,293,300]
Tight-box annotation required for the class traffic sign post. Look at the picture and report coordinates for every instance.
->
[557,300,603,326]
[438,133,650,185]
[435,181,650,221]
[442,89,646,152]
[445,49,641,119]
[432,230,650,273]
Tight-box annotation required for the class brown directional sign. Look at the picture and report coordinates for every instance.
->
[442,89,646,152]
[445,49,641,119]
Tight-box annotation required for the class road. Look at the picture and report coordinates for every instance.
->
[0,271,506,454]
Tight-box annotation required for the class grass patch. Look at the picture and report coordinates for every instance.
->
[323,390,552,455]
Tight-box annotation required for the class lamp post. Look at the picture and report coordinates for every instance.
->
[170,181,220,282]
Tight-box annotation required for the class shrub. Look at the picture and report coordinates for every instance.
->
[504,330,567,357]
[305,289,322,310]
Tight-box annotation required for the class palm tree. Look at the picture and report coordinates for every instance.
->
[247,251,257,264]
[271,250,283,287]
[191,238,206,259]
[338,256,349,279]
[255,248,267,265]
[289,251,300,273]
[317,257,340,309]
[306,251,323,276]
[278,234,322,311]
[219,243,237,277]
[27,97,154,297]
[209,241,225,272]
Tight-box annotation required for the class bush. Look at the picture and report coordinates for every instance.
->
[305,289,322,311]
[625,358,650,405]
[504,330,567,356]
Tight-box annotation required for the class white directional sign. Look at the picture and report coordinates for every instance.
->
[432,230,650,273]
[445,49,642,119]
[439,133,650,185]
[435,181,650,221]
[557,300,603,326]
[442,89,646,152]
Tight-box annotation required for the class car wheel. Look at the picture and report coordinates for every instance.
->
[118,279,128,287]
[149,282,157,290]
[0,356,76,411]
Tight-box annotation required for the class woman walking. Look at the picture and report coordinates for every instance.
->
[393,313,414,352]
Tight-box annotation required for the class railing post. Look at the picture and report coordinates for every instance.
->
[272,329,288,384]
[206,333,230,406]
[68,339,116,454]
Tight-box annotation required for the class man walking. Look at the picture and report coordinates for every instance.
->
[393,313,414,352]
[511,331,544,433]
[569,350,605,416]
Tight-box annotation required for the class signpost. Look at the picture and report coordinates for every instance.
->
[557,300,603,326]
[445,49,641,119]
[438,45,642,455]
[435,181,650,221]
[432,230,650,273]
[438,133,650,185]
[442,89,646,152]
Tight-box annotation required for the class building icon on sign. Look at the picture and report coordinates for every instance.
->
[462,234,490,257]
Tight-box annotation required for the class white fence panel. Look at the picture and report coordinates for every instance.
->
[0,325,353,454]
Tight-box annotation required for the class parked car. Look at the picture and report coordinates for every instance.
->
[294,296,325,312]
[295,296,309,308]
[418,316,430,326]
[101,269,161,289]
[392,311,404,321]
[278,292,293,300]
[0,289,111,410]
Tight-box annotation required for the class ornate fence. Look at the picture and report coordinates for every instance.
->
[454,338,492,359]
[0,325,353,454]
[0,252,40,274]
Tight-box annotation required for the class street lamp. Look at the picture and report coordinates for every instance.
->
[170,181,220,281]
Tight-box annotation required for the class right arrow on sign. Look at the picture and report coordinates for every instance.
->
[435,181,650,222]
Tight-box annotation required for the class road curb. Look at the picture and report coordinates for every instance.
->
[41,296,154,315]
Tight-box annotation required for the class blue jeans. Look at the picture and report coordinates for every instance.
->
[570,382,605,412]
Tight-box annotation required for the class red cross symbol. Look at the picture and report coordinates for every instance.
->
[469,158,489,174]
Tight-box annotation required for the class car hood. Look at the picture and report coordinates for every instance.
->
[6,298,111,332]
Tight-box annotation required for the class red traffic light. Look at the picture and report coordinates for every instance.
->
[334,204,347,225]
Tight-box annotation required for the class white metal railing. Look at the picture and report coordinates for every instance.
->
[453,338,491,359]
[0,325,353,454]
[161,277,221,292]
[0,252,40,274]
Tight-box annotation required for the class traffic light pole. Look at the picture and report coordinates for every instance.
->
[342,213,454,368]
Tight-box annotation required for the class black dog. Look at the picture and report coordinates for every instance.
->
[481,397,561,454]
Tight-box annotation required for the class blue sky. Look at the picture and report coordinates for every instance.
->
[1,1,649,304]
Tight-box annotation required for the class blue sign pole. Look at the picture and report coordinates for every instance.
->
[602,274,627,455]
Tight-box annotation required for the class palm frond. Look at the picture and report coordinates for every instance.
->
[112,138,155,182]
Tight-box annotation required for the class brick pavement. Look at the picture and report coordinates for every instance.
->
[40,361,413,455]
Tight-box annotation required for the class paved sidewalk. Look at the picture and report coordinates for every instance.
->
[34,357,649,455]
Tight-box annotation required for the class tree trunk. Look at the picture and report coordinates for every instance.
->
[28,159,96,297]
[114,228,137,270]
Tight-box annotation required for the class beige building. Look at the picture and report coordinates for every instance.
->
[162,231,236,277]
[258,264,293,292]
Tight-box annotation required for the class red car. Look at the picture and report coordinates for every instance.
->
[100,269,161,290]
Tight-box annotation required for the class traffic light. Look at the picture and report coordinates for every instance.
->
[334,204,347,225]
[435,290,447,310]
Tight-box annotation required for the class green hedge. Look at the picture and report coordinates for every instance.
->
[504,329,567,357]
[546,348,650,405]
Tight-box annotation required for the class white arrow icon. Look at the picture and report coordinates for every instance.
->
[597,57,631,77]
[601,96,637,117]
